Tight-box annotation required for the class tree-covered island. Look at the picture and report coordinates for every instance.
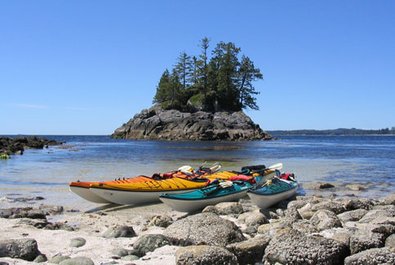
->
[112,38,271,141]
[153,38,263,112]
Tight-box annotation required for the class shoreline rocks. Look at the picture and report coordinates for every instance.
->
[0,136,63,158]
[1,192,395,264]
[112,105,272,141]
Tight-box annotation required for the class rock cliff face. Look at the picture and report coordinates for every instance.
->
[112,105,271,141]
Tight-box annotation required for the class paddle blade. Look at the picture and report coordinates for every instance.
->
[267,163,283,171]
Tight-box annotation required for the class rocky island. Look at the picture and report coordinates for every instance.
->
[112,105,271,141]
[112,38,271,141]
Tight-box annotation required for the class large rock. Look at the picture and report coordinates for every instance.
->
[176,245,238,265]
[226,235,270,264]
[163,213,245,246]
[133,234,170,257]
[344,247,395,265]
[263,228,349,265]
[385,233,395,249]
[337,209,368,223]
[238,211,269,228]
[349,229,386,254]
[0,238,41,261]
[112,105,271,141]
[202,202,244,215]
[310,210,342,231]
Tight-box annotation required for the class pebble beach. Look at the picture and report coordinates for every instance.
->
[1,189,395,264]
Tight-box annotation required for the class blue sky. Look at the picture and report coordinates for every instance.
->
[0,1,394,134]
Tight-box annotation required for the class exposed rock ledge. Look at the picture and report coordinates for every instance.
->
[112,105,272,141]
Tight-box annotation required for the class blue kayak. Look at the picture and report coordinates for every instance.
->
[159,181,252,212]
[248,177,298,209]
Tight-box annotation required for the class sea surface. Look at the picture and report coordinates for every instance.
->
[1,135,395,209]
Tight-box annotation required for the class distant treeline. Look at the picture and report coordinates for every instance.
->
[268,128,395,136]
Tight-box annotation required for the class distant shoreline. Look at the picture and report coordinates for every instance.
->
[268,128,395,137]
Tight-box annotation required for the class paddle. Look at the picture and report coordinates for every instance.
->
[265,163,283,172]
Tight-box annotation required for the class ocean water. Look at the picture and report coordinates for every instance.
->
[1,135,394,209]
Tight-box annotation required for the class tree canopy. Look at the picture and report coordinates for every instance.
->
[153,38,263,112]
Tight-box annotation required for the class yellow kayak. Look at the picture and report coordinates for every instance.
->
[89,177,210,205]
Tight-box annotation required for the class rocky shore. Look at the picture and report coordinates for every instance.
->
[0,137,62,158]
[112,105,272,141]
[1,191,395,264]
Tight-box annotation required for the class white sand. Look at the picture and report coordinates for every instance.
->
[0,202,186,264]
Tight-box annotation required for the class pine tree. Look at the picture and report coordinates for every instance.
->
[237,55,263,110]
[212,42,241,111]
[174,52,193,90]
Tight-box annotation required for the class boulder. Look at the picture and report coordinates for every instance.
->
[310,210,342,231]
[147,215,173,228]
[102,225,136,238]
[226,235,270,264]
[133,234,170,257]
[238,211,268,228]
[58,257,94,265]
[163,213,245,246]
[337,209,368,223]
[344,247,395,265]
[349,230,386,254]
[311,200,347,214]
[203,202,244,215]
[382,193,395,205]
[263,228,349,265]
[292,220,319,234]
[385,233,395,249]
[33,254,47,263]
[176,245,238,265]
[0,238,41,261]
[320,227,353,246]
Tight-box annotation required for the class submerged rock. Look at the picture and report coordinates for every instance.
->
[163,212,245,246]
[176,245,238,265]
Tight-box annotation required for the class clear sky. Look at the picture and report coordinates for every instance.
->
[1,1,394,135]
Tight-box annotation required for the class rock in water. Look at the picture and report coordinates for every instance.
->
[163,213,245,246]
[176,245,238,265]
[0,238,41,261]
[112,105,271,141]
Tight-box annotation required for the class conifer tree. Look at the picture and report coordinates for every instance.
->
[237,56,263,110]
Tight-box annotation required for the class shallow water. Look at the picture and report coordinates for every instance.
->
[1,135,394,209]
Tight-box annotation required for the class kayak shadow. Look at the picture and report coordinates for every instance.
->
[96,201,164,213]
[84,203,123,213]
